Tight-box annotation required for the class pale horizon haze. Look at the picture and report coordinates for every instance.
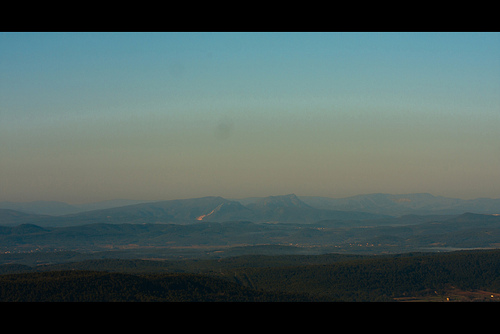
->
[1,32,499,204]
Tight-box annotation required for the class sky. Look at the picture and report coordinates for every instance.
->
[1,32,499,203]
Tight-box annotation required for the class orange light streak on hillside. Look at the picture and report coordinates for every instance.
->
[196,204,223,221]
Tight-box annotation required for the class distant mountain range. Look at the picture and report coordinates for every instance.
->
[0,193,499,228]
[297,193,500,216]
[2,193,499,217]
[0,194,383,227]
[1,193,499,256]
[0,199,150,216]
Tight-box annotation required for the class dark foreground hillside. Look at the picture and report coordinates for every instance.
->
[1,250,499,302]
[0,270,318,302]
[227,249,500,301]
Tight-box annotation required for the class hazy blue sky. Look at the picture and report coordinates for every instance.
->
[1,32,499,203]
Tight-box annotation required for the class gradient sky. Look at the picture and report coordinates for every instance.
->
[1,32,499,203]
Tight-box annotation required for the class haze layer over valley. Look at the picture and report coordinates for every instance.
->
[1,193,499,260]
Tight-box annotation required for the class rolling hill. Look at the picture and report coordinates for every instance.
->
[1,212,498,255]
[0,209,53,226]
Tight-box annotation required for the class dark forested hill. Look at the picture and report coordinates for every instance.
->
[1,249,499,302]
[0,270,318,302]
[224,249,500,302]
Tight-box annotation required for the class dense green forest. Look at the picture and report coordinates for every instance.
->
[1,249,499,302]
[225,250,500,301]
[0,270,322,302]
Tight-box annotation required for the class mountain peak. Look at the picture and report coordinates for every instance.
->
[250,194,312,209]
